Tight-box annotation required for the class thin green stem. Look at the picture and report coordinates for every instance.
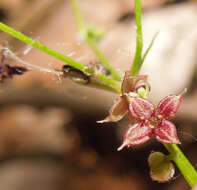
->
[0,22,85,71]
[86,38,121,81]
[69,0,86,38]
[141,31,159,64]
[164,144,197,187]
[69,0,121,81]
[131,0,143,77]
[0,22,121,93]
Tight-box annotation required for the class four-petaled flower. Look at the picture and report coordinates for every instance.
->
[98,71,186,151]
[118,90,185,150]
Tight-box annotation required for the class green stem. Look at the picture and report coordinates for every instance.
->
[0,22,120,93]
[69,0,86,38]
[0,22,84,71]
[164,144,197,187]
[86,38,121,81]
[141,31,159,64]
[131,0,143,76]
[69,0,121,81]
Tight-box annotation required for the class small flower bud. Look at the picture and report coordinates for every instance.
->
[148,152,175,182]
[121,71,148,94]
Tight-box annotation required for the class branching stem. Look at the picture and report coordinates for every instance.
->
[69,0,121,81]
[0,22,121,93]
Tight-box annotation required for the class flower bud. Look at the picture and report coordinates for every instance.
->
[148,152,175,182]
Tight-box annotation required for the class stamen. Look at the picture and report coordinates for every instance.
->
[140,116,145,120]
[149,124,154,129]
[157,115,163,120]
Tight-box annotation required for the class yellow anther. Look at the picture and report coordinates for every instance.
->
[140,116,145,120]
[151,107,155,111]
[149,124,154,129]
[157,115,163,119]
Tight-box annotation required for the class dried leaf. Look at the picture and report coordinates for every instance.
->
[0,50,28,82]
[121,71,147,94]
[97,96,128,123]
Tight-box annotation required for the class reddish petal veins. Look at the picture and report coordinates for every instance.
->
[155,120,180,144]
[97,96,128,123]
[118,122,153,150]
[129,98,154,121]
[156,89,186,120]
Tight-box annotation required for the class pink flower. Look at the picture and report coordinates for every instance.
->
[118,89,186,151]
[97,71,186,150]
[97,71,148,123]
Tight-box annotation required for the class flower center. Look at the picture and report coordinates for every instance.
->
[157,115,163,120]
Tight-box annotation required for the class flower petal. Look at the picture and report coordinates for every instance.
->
[129,97,154,121]
[121,71,147,94]
[118,122,153,150]
[155,120,180,144]
[156,89,186,120]
[97,96,128,123]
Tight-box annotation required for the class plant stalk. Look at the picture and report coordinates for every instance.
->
[130,0,143,76]
[0,22,120,93]
[164,144,197,187]
[69,0,121,81]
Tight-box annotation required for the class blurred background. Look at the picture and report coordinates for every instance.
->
[0,0,197,189]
